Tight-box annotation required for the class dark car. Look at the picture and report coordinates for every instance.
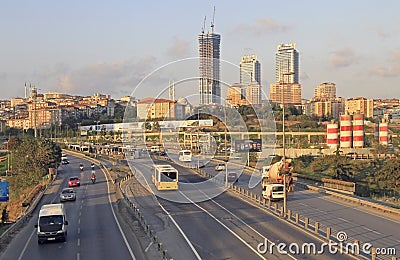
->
[68,176,80,187]
[61,159,69,165]
[228,172,238,183]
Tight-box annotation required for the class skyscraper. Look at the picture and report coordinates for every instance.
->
[198,31,221,104]
[275,43,299,84]
[270,43,301,105]
[240,54,261,86]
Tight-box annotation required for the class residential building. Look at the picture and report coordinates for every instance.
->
[245,81,261,105]
[304,98,345,118]
[269,83,302,105]
[137,98,176,120]
[345,97,374,118]
[226,84,249,107]
[314,82,336,99]
[198,30,221,104]
[240,54,261,86]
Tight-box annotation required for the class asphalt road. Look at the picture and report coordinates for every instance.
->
[1,155,135,260]
[128,157,354,260]
[196,159,400,258]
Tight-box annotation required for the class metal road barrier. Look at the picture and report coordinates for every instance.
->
[118,173,171,260]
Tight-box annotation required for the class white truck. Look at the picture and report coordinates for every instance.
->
[261,159,295,200]
[35,204,68,244]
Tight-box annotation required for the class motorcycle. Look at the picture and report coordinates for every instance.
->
[91,171,96,183]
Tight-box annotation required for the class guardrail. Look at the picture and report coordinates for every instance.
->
[153,155,397,260]
[295,181,400,217]
[210,157,399,217]
[119,173,172,260]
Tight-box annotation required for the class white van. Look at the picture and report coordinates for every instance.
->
[262,184,284,201]
[150,146,160,153]
[35,204,68,244]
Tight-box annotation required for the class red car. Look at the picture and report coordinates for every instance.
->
[68,176,80,187]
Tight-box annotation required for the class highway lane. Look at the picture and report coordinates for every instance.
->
[129,158,354,260]
[1,155,135,260]
[196,158,400,257]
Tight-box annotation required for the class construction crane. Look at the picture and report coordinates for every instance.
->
[211,6,215,33]
[201,16,206,34]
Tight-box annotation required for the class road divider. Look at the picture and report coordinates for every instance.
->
[119,173,172,260]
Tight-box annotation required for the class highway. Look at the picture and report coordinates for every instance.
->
[1,155,136,260]
[196,159,400,258]
[127,156,354,260]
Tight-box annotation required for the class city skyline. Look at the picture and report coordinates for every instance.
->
[1,1,399,100]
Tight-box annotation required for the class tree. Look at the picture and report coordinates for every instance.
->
[1,207,8,223]
[332,147,353,181]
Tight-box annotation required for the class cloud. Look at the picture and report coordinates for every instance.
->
[54,56,158,96]
[231,18,291,36]
[166,37,191,59]
[328,48,356,68]
[0,72,7,80]
[370,49,400,77]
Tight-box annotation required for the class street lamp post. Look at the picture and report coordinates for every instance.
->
[281,71,294,219]
[197,109,202,168]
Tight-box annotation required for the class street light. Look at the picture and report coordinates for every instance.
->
[197,108,202,168]
[281,71,294,219]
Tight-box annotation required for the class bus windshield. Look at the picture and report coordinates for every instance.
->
[160,171,177,181]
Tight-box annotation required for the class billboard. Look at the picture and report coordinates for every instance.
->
[234,139,262,153]
[0,182,9,202]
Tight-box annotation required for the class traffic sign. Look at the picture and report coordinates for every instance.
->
[0,182,9,202]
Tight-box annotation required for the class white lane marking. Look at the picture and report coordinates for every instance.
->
[77,238,80,246]
[306,190,400,225]
[78,228,80,234]
[134,164,202,260]
[102,166,137,260]
[77,253,80,260]
[78,218,80,225]
[179,191,267,260]
[145,241,153,252]
[17,229,35,260]
[209,198,297,260]
[175,168,297,260]
[338,217,350,223]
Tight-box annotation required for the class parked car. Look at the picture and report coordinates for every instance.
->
[68,176,80,187]
[60,188,76,202]
[215,163,226,171]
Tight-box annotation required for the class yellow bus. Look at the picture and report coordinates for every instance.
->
[152,164,179,190]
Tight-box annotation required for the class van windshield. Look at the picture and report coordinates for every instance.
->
[39,215,63,226]
[272,186,284,192]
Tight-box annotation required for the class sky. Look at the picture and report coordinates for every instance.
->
[1,0,399,102]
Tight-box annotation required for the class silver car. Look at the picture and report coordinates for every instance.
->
[60,188,76,202]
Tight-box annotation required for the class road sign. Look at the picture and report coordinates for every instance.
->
[0,182,9,202]
[234,139,262,152]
